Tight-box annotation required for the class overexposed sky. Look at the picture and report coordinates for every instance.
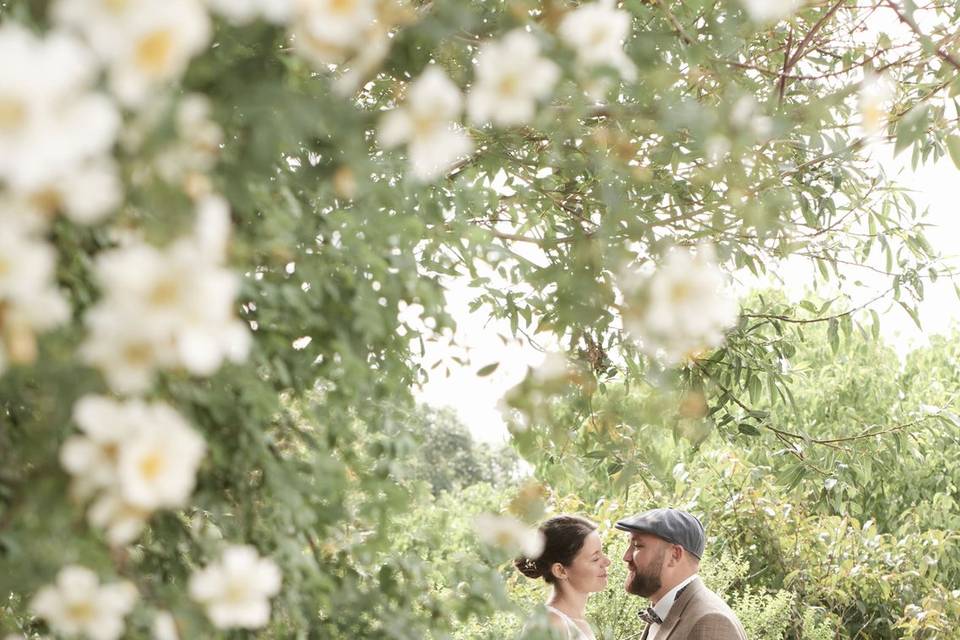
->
[414,144,960,444]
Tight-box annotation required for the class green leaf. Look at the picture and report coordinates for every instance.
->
[738,423,761,436]
[870,309,880,341]
[748,374,762,404]
[781,462,807,491]
[894,105,929,156]
[476,363,499,377]
[897,301,922,330]
[947,135,960,170]
[828,318,839,354]
[941,411,960,428]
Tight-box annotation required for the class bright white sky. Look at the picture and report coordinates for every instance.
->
[414,146,960,444]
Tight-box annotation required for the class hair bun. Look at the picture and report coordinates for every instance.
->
[514,556,543,580]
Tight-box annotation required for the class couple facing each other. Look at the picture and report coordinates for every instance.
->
[514,508,747,640]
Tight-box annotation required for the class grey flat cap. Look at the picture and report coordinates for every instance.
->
[615,508,705,559]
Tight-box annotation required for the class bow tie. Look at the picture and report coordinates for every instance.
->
[637,584,689,626]
[638,607,662,625]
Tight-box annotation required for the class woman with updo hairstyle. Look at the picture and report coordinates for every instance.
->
[514,515,611,640]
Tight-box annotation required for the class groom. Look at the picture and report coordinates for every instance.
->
[615,508,747,640]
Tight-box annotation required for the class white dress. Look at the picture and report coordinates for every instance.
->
[545,606,594,640]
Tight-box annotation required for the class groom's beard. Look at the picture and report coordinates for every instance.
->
[626,547,666,597]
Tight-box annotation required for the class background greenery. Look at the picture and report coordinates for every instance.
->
[385,320,960,640]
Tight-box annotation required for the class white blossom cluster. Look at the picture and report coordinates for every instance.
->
[559,0,636,84]
[620,243,739,366]
[81,196,251,394]
[60,395,206,545]
[29,565,138,640]
[291,0,383,67]
[28,547,283,636]
[0,225,70,373]
[859,72,894,138]
[152,94,225,191]
[474,513,545,558]
[189,545,284,629]
[378,67,475,182]
[206,0,294,25]
[0,3,278,634]
[378,0,636,181]
[0,0,245,379]
[53,0,212,107]
[0,24,120,373]
[467,30,559,128]
[0,24,120,223]
[739,0,804,23]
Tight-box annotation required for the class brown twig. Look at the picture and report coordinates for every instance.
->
[741,286,893,325]
[883,0,960,72]
[658,2,696,45]
[781,1,847,81]
[778,27,794,105]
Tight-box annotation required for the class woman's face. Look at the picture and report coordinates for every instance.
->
[563,531,611,593]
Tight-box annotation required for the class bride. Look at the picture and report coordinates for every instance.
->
[515,515,611,639]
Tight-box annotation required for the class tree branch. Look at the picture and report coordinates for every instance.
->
[778,27,794,105]
[741,286,893,325]
[658,2,695,45]
[782,1,846,76]
[884,0,960,72]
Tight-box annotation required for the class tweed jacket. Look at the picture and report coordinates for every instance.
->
[640,577,747,640]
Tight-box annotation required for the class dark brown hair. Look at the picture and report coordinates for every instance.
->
[514,515,597,584]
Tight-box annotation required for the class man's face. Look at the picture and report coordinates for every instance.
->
[622,532,667,597]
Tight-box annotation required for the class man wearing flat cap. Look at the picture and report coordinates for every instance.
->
[616,508,747,640]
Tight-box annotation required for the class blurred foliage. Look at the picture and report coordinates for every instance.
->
[385,406,522,496]
[506,317,960,639]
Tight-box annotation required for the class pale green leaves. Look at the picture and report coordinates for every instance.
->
[946,135,960,170]
[895,105,929,156]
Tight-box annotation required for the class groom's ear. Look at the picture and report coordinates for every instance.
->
[670,544,686,564]
[667,544,684,566]
[550,563,566,581]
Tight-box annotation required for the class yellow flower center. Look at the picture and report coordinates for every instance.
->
[138,451,165,481]
[66,600,96,623]
[104,442,120,462]
[330,0,357,15]
[29,188,63,216]
[590,28,608,47]
[4,316,36,364]
[136,29,175,76]
[412,113,440,139]
[225,582,249,603]
[669,281,692,304]
[123,342,155,366]
[150,280,180,306]
[498,74,520,98]
[103,0,129,13]
[862,103,885,131]
[494,531,514,547]
[0,97,26,132]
